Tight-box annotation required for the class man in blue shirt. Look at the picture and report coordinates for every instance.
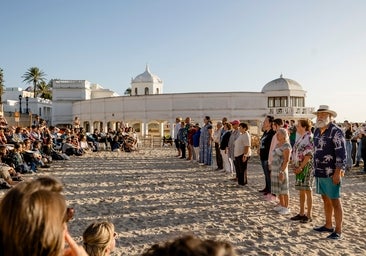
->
[312,105,346,240]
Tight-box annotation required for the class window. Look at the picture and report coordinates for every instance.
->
[145,87,149,95]
[134,88,138,95]
[290,97,304,107]
[156,88,159,94]
[267,97,288,107]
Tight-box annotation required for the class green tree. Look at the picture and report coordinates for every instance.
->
[0,68,4,106]
[124,87,131,96]
[22,67,46,97]
[37,81,52,100]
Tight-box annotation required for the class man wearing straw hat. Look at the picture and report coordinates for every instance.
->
[312,105,346,240]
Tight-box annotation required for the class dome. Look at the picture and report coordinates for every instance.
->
[261,75,303,92]
[131,65,162,84]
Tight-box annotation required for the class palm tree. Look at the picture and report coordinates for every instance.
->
[37,81,52,100]
[124,87,132,96]
[0,68,4,105]
[22,67,46,97]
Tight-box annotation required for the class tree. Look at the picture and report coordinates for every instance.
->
[124,87,132,96]
[22,67,46,97]
[37,81,52,100]
[0,68,4,106]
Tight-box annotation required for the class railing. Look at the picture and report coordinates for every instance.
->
[267,107,315,116]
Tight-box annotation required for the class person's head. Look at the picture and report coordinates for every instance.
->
[204,116,211,124]
[185,117,191,124]
[272,118,283,131]
[83,221,116,256]
[216,121,223,128]
[238,122,249,133]
[222,117,228,124]
[141,235,237,256]
[224,122,232,131]
[262,115,274,131]
[176,117,182,124]
[230,120,240,129]
[297,119,312,133]
[276,128,289,143]
[0,177,67,256]
[313,105,337,128]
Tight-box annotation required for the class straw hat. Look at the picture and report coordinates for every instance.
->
[312,105,337,118]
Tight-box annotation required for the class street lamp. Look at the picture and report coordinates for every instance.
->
[25,96,29,114]
[18,95,22,114]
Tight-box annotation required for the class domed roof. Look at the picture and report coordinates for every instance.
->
[262,75,303,92]
[131,65,162,84]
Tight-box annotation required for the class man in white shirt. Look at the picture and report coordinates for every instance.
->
[234,123,251,186]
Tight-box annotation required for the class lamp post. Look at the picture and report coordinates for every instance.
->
[18,95,23,114]
[25,96,29,114]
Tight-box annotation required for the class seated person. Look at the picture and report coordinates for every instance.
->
[79,134,92,152]
[83,221,116,256]
[11,143,33,174]
[62,137,83,156]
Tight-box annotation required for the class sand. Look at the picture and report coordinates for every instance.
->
[1,147,366,255]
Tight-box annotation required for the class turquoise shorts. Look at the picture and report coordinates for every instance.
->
[315,177,341,199]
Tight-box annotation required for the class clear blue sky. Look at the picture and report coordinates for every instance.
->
[1,0,365,122]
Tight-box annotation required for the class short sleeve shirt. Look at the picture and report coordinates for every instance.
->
[313,122,346,177]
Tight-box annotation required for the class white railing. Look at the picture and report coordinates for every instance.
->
[268,107,314,116]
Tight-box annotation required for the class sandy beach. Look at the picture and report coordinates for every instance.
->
[2,147,366,255]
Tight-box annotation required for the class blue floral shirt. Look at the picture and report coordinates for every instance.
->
[313,122,346,177]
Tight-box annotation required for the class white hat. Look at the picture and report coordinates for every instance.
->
[312,105,337,118]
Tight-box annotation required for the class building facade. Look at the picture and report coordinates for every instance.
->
[52,67,314,137]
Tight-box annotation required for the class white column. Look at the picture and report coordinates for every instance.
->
[170,119,175,138]
[160,122,164,137]
[140,122,146,137]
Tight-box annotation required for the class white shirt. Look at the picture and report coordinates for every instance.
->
[234,131,251,157]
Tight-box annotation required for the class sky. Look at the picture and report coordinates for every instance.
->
[1,0,365,122]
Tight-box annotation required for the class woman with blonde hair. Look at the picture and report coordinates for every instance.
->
[0,177,87,256]
[83,221,116,256]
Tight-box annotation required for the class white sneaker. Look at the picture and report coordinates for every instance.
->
[273,205,283,212]
[278,207,291,215]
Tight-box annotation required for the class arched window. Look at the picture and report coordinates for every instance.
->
[135,88,138,95]
[156,88,159,94]
[145,87,149,95]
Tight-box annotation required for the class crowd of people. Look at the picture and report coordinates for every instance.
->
[173,105,366,241]
[0,117,139,188]
[1,105,365,255]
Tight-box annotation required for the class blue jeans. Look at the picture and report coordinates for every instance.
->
[261,160,271,192]
[345,140,353,169]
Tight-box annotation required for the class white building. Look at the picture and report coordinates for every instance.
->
[3,87,52,123]
[52,80,118,126]
[52,67,314,136]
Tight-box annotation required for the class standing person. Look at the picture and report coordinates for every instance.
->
[177,121,187,159]
[220,122,232,175]
[258,115,275,194]
[289,120,297,147]
[312,105,346,240]
[228,120,240,180]
[271,128,292,215]
[199,116,213,166]
[213,121,223,170]
[184,117,193,160]
[173,117,182,157]
[343,120,353,171]
[192,124,201,162]
[290,119,314,223]
[234,123,252,186]
[187,123,197,161]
